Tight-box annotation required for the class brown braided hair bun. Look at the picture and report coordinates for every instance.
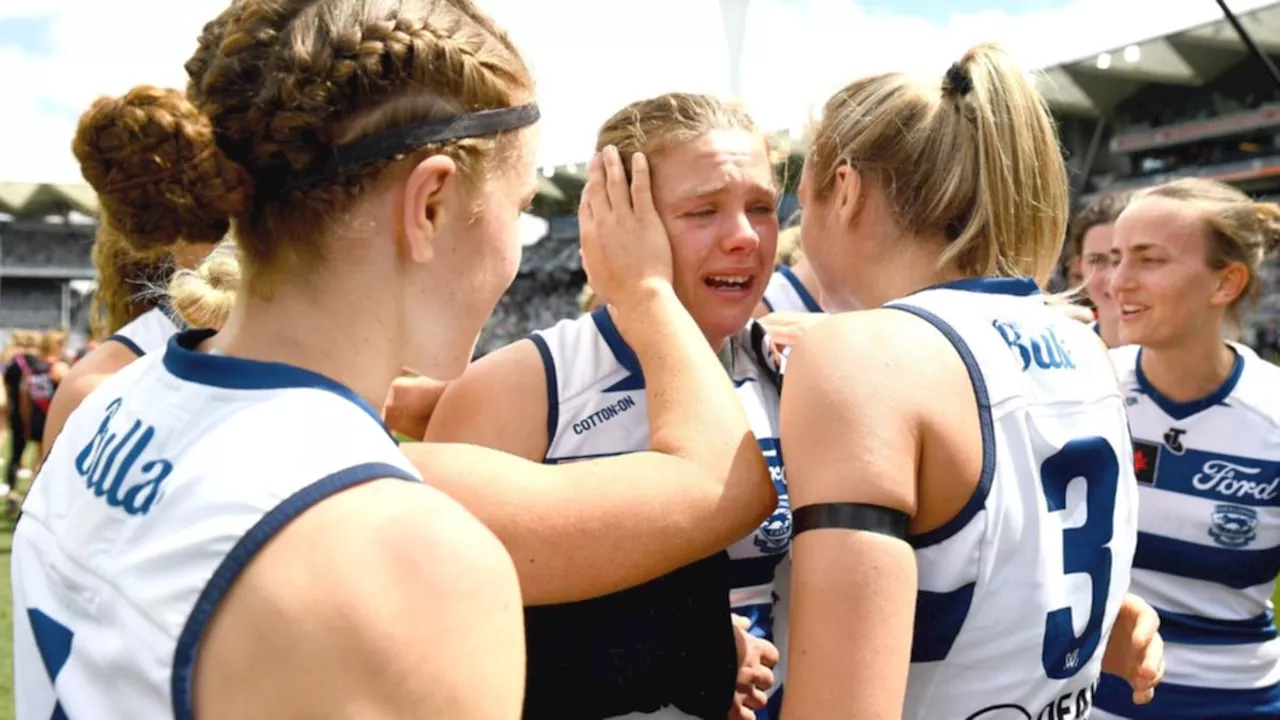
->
[72,85,251,253]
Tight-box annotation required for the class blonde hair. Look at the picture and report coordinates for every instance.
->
[40,329,67,360]
[168,240,241,330]
[596,92,766,180]
[776,226,804,266]
[1134,178,1280,324]
[4,330,36,361]
[808,43,1069,285]
[578,283,597,313]
[74,0,534,296]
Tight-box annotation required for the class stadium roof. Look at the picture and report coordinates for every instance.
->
[0,182,99,218]
[1036,0,1280,117]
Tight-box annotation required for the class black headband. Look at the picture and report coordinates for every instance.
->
[261,103,541,196]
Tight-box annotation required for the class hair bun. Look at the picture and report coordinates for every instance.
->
[72,85,252,253]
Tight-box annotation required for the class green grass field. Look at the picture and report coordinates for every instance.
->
[1,435,18,720]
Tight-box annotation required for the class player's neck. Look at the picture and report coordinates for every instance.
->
[211,268,402,412]
[1139,336,1236,404]
[855,240,965,309]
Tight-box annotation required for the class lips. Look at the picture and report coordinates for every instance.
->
[704,273,753,290]
[1119,303,1147,321]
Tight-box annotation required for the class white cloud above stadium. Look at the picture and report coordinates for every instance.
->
[1,0,1276,183]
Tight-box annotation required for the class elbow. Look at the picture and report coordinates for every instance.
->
[718,443,776,544]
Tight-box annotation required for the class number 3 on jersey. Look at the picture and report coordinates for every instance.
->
[1040,436,1120,680]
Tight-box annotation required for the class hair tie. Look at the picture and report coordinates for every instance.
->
[945,63,973,97]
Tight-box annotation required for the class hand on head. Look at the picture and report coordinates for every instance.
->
[577,146,673,308]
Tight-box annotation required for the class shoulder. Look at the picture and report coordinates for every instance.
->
[1230,345,1280,428]
[236,478,518,656]
[193,477,521,716]
[249,478,516,610]
[425,337,553,458]
[784,309,964,420]
[430,338,547,422]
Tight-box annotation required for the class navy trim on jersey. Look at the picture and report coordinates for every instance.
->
[884,305,996,549]
[528,334,560,461]
[761,295,775,313]
[1097,673,1280,718]
[931,277,1041,297]
[1134,531,1280,589]
[911,582,977,662]
[171,462,419,720]
[163,330,391,437]
[105,334,144,358]
[1155,607,1277,646]
[1135,346,1243,421]
[777,265,823,312]
[590,308,643,378]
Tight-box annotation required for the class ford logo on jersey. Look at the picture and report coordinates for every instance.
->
[1192,459,1275,501]
[1209,503,1259,548]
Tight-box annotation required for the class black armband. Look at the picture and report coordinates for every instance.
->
[792,502,910,539]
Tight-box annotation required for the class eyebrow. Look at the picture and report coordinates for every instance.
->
[1112,242,1159,256]
[672,179,775,201]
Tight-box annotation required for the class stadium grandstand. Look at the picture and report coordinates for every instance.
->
[1034,0,1280,342]
[4,1,1280,356]
[0,183,96,347]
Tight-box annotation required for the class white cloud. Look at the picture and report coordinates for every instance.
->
[1,0,1276,183]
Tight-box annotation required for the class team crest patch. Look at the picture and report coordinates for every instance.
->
[1209,504,1259,548]
[754,494,791,554]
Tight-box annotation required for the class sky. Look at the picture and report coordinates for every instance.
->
[0,0,1276,183]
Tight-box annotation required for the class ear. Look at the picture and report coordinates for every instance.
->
[833,164,864,227]
[1211,260,1250,309]
[401,155,459,265]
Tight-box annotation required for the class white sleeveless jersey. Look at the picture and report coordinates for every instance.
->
[799,277,1137,719]
[106,306,185,357]
[11,330,420,720]
[1093,344,1280,719]
[760,265,822,314]
[532,308,789,719]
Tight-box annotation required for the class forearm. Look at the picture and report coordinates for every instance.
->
[613,285,762,477]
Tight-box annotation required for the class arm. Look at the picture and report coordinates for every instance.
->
[780,312,925,719]
[18,381,32,441]
[194,478,525,720]
[41,341,140,460]
[425,339,549,461]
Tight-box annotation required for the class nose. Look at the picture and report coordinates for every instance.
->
[1109,258,1134,297]
[720,211,761,254]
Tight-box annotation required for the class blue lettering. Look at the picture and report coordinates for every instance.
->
[994,321,1076,372]
[994,320,1031,371]
[74,398,173,516]
[572,395,637,435]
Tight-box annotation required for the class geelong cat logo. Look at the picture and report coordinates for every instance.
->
[1210,504,1259,548]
